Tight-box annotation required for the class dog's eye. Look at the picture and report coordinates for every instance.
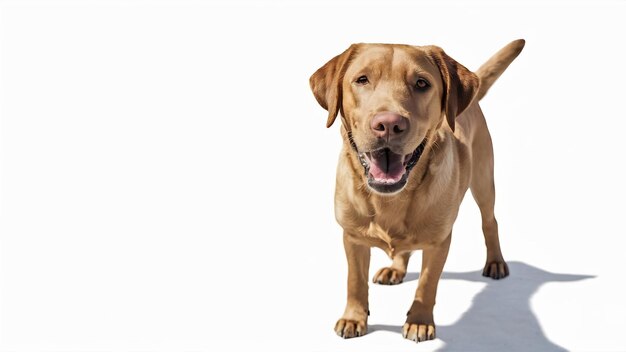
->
[356,75,369,85]
[415,78,430,90]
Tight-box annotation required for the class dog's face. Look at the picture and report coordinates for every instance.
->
[310,44,478,194]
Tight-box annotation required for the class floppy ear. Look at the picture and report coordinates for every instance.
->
[309,45,357,128]
[426,46,479,132]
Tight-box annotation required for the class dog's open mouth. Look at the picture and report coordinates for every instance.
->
[357,141,426,194]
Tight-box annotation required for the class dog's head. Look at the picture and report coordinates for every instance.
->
[310,44,479,195]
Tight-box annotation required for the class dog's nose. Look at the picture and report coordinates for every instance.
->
[371,112,408,140]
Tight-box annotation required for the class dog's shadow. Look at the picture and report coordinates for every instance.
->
[369,261,593,351]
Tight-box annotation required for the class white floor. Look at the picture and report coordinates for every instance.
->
[1,1,625,351]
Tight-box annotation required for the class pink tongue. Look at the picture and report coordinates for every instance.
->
[368,149,406,183]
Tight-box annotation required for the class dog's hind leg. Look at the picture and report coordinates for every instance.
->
[372,251,412,285]
[470,115,509,280]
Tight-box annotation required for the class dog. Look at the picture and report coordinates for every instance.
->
[309,39,525,343]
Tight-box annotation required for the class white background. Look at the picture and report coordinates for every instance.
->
[1,0,625,351]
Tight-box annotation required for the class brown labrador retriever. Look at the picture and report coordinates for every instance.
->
[309,39,525,343]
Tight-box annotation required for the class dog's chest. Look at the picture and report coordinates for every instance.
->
[361,208,452,257]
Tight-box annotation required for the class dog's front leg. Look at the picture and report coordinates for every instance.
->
[403,233,451,343]
[335,231,370,338]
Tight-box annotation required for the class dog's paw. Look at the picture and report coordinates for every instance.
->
[372,267,405,285]
[335,318,367,338]
[482,260,509,280]
[402,322,435,342]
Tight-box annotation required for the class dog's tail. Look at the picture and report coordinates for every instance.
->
[475,39,525,101]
